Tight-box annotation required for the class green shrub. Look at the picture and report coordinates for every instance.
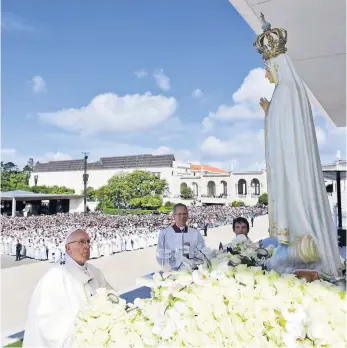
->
[103,208,155,215]
[258,193,268,205]
[158,206,173,213]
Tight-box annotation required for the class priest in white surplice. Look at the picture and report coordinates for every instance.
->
[156,203,206,269]
[23,229,114,348]
[256,14,341,278]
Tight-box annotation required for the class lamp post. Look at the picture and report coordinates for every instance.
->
[82,153,89,213]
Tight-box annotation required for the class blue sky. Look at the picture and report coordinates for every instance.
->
[2,0,346,170]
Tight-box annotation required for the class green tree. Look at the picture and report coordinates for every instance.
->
[22,158,34,183]
[1,162,19,173]
[231,200,240,207]
[181,187,194,200]
[95,186,114,209]
[31,185,75,194]
[85,187,96,201]
[1,162,28,191]
[96,170,168,208]
[258,193,268,205]
[0,160,75,194]
[129,194,162,209]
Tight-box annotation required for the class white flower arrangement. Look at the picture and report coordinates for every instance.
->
[68,261,346,347]
[223,239,275,269]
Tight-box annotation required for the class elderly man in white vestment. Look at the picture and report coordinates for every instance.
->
[23,229,114,348]
[156,203,206,269]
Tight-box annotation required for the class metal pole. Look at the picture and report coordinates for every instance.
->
[82,153,89,214]
[336,171,342,229]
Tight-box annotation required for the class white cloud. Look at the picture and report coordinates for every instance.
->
[39,92,177,135]
[200,126,265,159]
[37,152,72,162]
[153,69,171,91]
[315,127,326,145]
[202,68,274,130]
[153,145,192,161]
[192,88,203,99]
[232,68,274,104]
[2,12,35,32]
[31,75,46,93]
[134,69,148,79]
[208,104,263,122]
[1,148,17,157]
[202,117,214,133]
[200,136,234,156]
[153,146,171,155]
[0,148,72,168]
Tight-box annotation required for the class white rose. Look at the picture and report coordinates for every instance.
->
[229,254,242,265]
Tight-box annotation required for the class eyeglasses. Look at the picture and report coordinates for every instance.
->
[68,240,91,247]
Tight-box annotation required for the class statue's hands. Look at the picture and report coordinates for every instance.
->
[260,98,270,115]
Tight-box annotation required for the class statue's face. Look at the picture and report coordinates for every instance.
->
[265,67,275,84]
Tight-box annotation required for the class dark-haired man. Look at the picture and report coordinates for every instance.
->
[233,217,250,237]
[156,203,206,269]
[224,217,253,249]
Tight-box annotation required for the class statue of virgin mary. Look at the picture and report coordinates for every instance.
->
[255,14,341,278]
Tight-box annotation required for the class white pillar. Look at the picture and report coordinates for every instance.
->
[12,198,16,217]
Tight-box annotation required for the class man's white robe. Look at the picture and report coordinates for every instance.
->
[156,225,206,268]
[23,255,113,348]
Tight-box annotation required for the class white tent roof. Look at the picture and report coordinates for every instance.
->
[0,190,83,201]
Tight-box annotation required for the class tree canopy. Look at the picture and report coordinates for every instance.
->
[96,170,168,209]
[180,187,194,200]
[1,160,75,194]
[258,193,268,205]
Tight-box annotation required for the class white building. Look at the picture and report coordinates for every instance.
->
[29,154,346,208]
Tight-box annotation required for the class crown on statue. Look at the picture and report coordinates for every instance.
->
[254,13,287,61]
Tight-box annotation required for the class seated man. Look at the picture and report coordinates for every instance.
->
[224,217,254,250]
[23,229,114,348]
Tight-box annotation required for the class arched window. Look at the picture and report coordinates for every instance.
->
[180,183,187,194]
[207,181,216,197]
[238,179,247,195]
[251,178,260,196]
[221,180,227,196]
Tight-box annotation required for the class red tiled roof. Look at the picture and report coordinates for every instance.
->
[190,164,229,174]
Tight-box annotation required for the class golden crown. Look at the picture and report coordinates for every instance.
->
[254,13,287,61]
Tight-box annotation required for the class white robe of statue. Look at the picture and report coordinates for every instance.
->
[264,54,341,277]
[23,255,113,348]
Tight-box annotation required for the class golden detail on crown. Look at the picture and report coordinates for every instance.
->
[254,13,287,61]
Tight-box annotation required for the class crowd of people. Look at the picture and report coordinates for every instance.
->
[0,205,267,263]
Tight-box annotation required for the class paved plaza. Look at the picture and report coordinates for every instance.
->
[1,215,269,341]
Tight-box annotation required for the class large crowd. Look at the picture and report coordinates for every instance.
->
[0,205,267,263]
